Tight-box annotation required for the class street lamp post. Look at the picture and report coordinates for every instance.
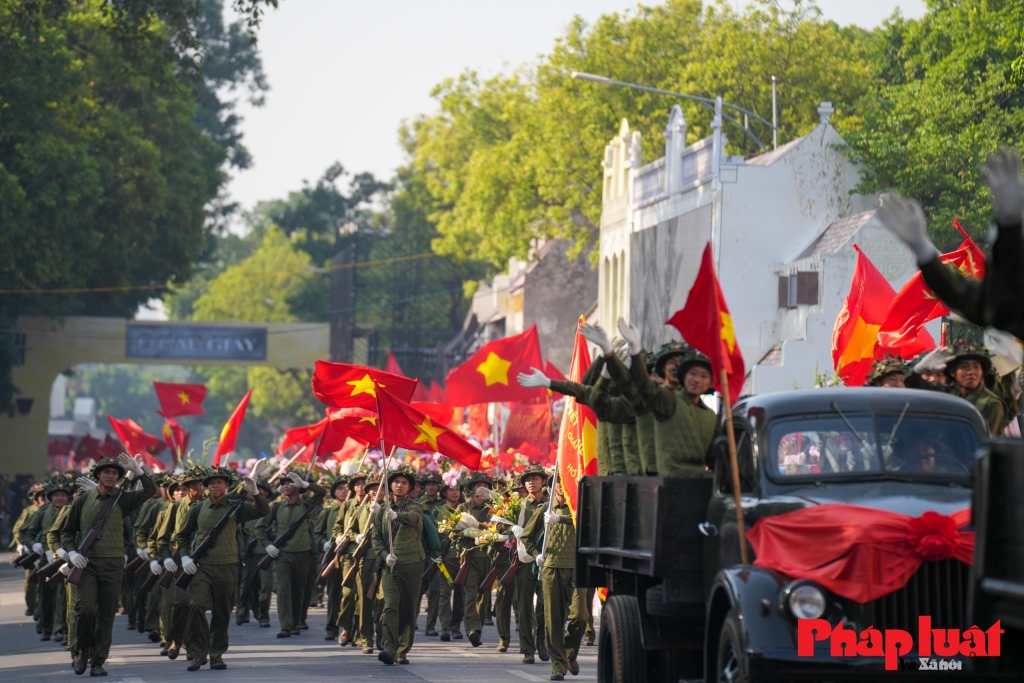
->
[571,71,778,151]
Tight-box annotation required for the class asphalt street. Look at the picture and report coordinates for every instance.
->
[0,552,599,682]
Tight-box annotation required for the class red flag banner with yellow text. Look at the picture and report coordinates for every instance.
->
[554,318,597,521]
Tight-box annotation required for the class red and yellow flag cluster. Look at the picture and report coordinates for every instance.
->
[553,318,598,520]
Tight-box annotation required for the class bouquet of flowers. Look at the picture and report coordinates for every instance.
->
[488,486,523,526]
[462,526,507,547]
[436,509,460,535]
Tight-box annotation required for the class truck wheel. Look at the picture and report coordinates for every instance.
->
[715,609,750,683]
[598,595,647,683]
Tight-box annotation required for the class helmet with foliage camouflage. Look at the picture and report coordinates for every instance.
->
[519,463,549,484]
[387,465,418,488]
[364,471,383,490]
[180,464,207,485]
[328,474,349,496]
[643,349,658,371]
[466,471,494,491]
[29,483,47,500]
[164,473,183,494]
[654,341,696,378]
[91,456,126,479]
[46,474,75,499]
[419,471,444,486]
[347,467,372,491]
[202,466,235,486]
[865,355,910,386]
[945,338,994,379]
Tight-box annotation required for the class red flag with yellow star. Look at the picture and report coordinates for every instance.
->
[276,418,328,455]
[666,243,746,403]
[444,325,545,406]
[161,418,190,464]
[312,361,418,409]
[325,402,455,451]
[153,382,206,418]
[212,390,252,465]
[554,318,598,521]
[375,388,481,469]
[107,416,166,456]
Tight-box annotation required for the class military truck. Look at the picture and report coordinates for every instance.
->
[577,388,1021,682]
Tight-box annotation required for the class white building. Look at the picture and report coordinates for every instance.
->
[599,102,933,395]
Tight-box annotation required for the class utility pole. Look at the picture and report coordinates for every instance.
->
[772,75,778,150]
[329,235,356,363]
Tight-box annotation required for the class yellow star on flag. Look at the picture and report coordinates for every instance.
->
[358,416,378,426]
[413,416,446,451]
[162,424,171,438]
[177,391,190,405]
[307,427,319,436]
[720,311,737,354]
[220,423,231,441]
[347,374,377,398]
[838,317,881,369]
[476,352,511,386]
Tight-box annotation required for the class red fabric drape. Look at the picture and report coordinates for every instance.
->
[745,503,973,603]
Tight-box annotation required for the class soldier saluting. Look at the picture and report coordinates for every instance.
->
[60,454,156,677]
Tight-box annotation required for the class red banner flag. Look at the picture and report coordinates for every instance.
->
[72,434,103,467]
[153,382,206,418]
[499,402,552,460]
[833,246,935,387]
[107,416,166,456]
[276,419,328,456]
[325,402,455,452]
[427,381,449,405]
[666,243,746,404]
[161,418,190,464]
[445,325,545,406]
[878,239,985,348]
[312,361,418,409]
[554,318,598,521]
[213,390,252,465]
[376,389,482,469]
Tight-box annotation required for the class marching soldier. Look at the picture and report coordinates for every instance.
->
[370,465,424,666]
[434,477,464,641]
[455,472,495,648]
[14,484,47,618]
[416,472,444,634]
[237,478,275,628]
[49,475,95,657]
[157,464,206,660]
[24,476,74,642]
[132,475,165,643]
[60,454,156,676]
[256,469,326,638]
[526,479,585,681]
[354,472,384,654]
[175,462,270,670]
[418,472,444,516]
[314,474,349,641]
[491,477,517,653]
[510,464,549,663]
[330,469,370,646]
[147,474,179,653]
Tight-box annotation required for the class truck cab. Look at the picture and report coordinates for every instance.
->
[576,387,1017,682]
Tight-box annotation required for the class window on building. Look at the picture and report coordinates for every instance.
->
[14,332,26,365]
[778,272,819,308]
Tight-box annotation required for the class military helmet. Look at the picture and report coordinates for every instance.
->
[509,473,524,489]
[328,474,349,496]
[29,483,48,500]
[364,471,382,490]
[180,464,207,485]
[466,471,494,491]
[654,341,696,378]
[945,339,994,379]
[255,477,274,494]
[675,350,714,386]
[202,466,235,486]
[519,463,549,484]
[347,467,371,491]
[387,465,418,488]
[46,474,75,499]
[164,473,182,494]
[419,471,444,487]
[865,355,910,386]
[91,456,126,479]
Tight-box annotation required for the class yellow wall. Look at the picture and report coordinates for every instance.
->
[2,316,329,477]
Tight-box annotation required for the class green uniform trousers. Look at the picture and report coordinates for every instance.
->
[238,556,272,621]
[514,563,542,654]
[338,554,358,635]
[301,556,317,624]
[380,562,422,659]
[357,558,383,648]
[159,584,173,642]
[275,551,311,633]
[135,578,159,632]
[24,568,37,613]
[461,553,490,635]
[121,572,135,625]
[54,579,67,637]
[424,566,442,633]
[38,573,57,636]
[435,557,461,633]
[493,553,513,646]
[168,581,192,649]
[66,582,78,653]
[71,557,122,666]
[187,563,236,660]
[542,566,585,676]
[584,587,596,641]
[324,571,341,637]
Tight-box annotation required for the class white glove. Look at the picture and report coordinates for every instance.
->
[124,554,130,563]
[385,508,398,521]
[544,511,561,525]
[432,557,442,565]
[59,563,72,576]
[32,542,44,554]
[913,346,955,374]
[134,453,153,475]
[983,149,1024,226]
[517,542,534,563]
[163,558,177,573]
[68,551,88,569]
[517,367,551,389]
[334,534,345,545]
[286,472,310,489]
[136,547,149,560]
[536,554,545,568]
[181,555,198,575]
[459,513,479,530]
[613,337,633,368]
[495,533,509,542]
[322,541,333,555]
[355,533,365,544]
[118,452,144,475]
[511,525,524,538]
[45,550,55,563]
[580,323,613,355]
[149,559,163,576]
[265,543,280,558]
[617,317,643,356]
[57,548,69,561]
[385,553,397,568]
[876,194,939,263]
[76,477,98,492]
[369,502,381,514]
[250,459,270,480]
[243,477,258,495]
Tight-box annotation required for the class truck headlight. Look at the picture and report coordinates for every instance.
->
[785,582,826,620]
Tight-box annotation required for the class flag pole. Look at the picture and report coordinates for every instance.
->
[720,368,749,566]
[375,386,395,573]
[269,444,310,484]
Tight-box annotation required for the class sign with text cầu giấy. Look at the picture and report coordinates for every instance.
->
[126,324,267,361]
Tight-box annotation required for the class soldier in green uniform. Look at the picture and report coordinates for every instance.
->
[330,469,369,646]
[237,478,275,628]
[866,355,911,388]
[257,469,326,638]
[416,472,444,635]
[490,476,517,653]
[434,477,464,641]
[352,472,385,653]
[314,474,349,641]
[176,462,270,670]
[60,454,156,676]
[945,340,1009,434]
[147,474,177,653]
[370,465,424,666]
[526,479,585,681]
[131,475,165,642]
[455,472,495,648]
[157,464,206,660]
[24,476,74,641]
[14,484,46,618]
[48,479,85,651]
[508,464,549,663]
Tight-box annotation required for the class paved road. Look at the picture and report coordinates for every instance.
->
[0,553,599,682]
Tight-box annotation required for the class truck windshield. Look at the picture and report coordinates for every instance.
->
[769,414,979,479]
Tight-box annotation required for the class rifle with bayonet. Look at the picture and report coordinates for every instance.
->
[176,493,249,589]
[258,493,324,572]
[366,518,401,599]
[68,478,130,586]
[339,482,389,588]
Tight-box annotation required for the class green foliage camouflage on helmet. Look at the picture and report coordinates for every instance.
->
[202,466,235,485]
[945,338,994,378]
[519,463,549,483]
[180,464,207,484]
[865,355,911,386]
[91,456,126,479]
[654,341,695,378]
[328,474,350,495]
[387,464,418,487]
